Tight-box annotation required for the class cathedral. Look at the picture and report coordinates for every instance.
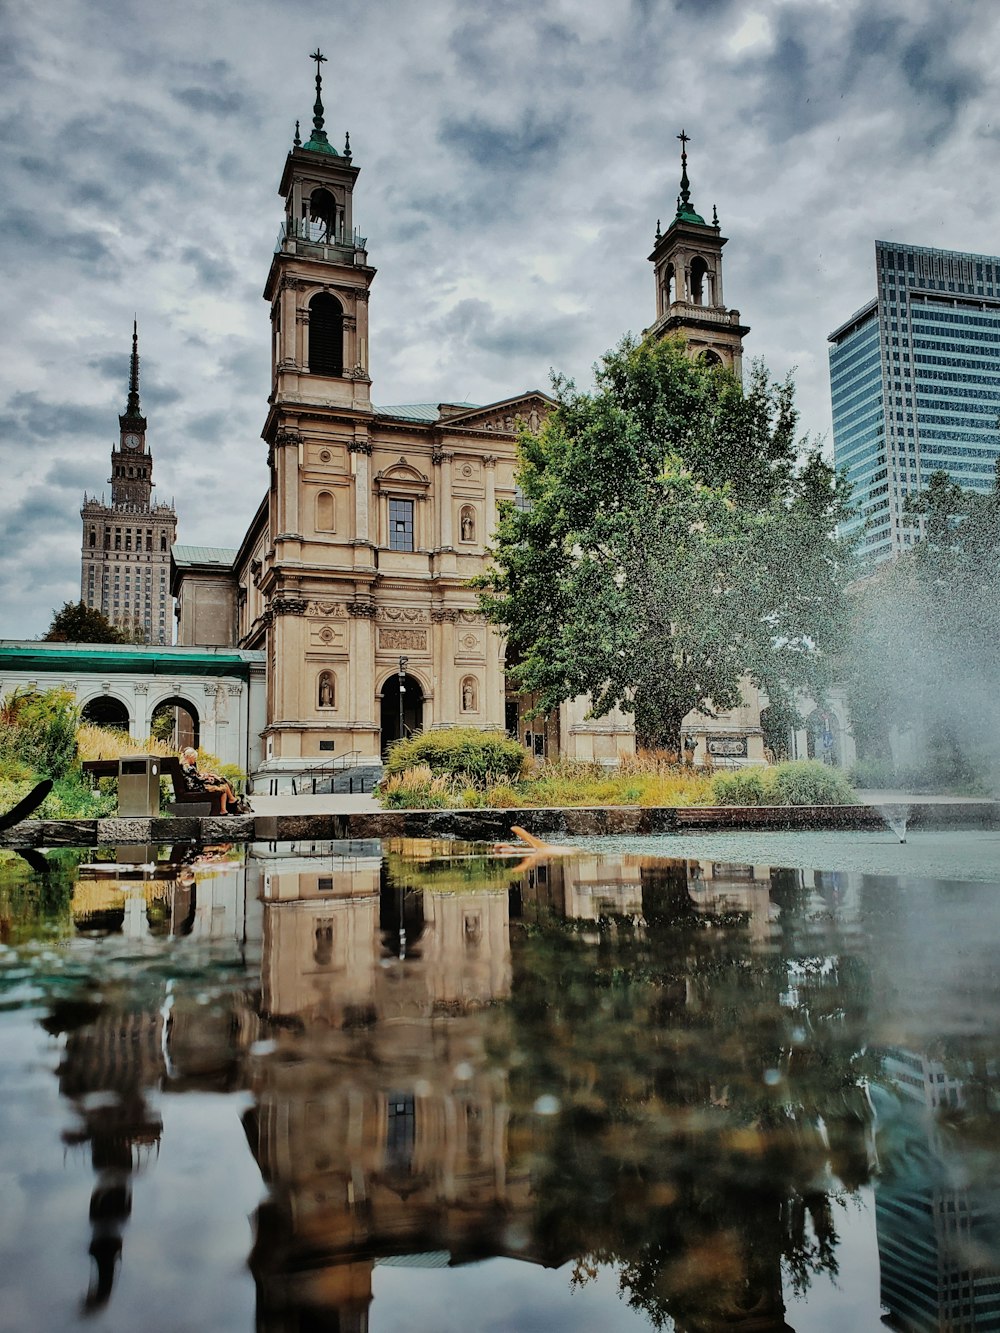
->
[173,63,761,778]
[80,323,177,645]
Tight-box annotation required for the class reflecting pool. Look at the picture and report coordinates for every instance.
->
[2,834,1000,1331]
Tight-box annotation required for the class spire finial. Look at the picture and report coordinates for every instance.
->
[293,119,301,148]
[712,203,719,227]
[655,218,662,241]
[125,319,141,416]
[310,48,327,137]
[677,129,692,208]
[344,129,351,159]
[672,128,707,226]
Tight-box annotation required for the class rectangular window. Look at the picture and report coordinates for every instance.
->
[388,498,415,551]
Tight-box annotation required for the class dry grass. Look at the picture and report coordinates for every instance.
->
[76,724,175,762]
[379,753,716,810]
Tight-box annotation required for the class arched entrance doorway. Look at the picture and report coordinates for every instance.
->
[151,697,200,751]
[81,696,130,732]
[380,672,424,756]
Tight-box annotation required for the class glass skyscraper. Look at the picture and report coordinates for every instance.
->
[828,240,1000,562]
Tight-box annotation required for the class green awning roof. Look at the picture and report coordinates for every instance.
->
[0,641,264,679]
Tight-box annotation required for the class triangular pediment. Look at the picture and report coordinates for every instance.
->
[441,391,556,435]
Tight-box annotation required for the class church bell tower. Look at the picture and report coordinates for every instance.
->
[645,131,749,377]
[257,52,379,768]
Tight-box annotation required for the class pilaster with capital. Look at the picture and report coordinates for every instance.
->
[484,455,498,542]
[434,449,455,547]
[351,438,371,542]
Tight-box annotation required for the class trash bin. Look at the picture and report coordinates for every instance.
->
[117,755,161,817]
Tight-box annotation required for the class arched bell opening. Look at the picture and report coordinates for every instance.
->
[308,293,344,377]
[690,256,711,306]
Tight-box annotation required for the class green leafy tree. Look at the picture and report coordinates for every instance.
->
[476,337,854,752]
[43,601,127,644]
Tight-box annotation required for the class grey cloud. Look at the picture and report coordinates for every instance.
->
[0,489,83,546]
[172,86,249,117]
[0,206,115,270]
[43,458,99,489]
[179,244,237,291]
[439,110,567,169]
[434,297,587,364]
[0,392,109,444]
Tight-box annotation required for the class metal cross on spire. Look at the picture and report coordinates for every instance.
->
[310,48,327,136]
[677,128,692,208]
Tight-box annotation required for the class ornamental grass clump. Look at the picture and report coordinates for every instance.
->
[712,759,857,807]
[383,727,526,784]
[711,768,769,807]
[766,760,858,806]
[379,765,458,809]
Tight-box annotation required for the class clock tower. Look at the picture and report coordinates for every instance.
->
[80,323,177,643]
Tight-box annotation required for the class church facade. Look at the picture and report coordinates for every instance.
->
[174,68,766,776]
[81,324,177,645]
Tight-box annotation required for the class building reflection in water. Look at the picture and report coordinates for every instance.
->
[247,840,521,1331]
[875,1047,1000,1332]
[45,850,260,1314]
[48,841,988,1331]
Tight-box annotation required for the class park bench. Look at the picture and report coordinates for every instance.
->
[81,756,225,815]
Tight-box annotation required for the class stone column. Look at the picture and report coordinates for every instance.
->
[132,681,151,740]
[484,621,502,728]
[355,287,370,376]
[483,455,497,543]
[348,604,377,755]
[434,450,454,548]
[350,441,372,544]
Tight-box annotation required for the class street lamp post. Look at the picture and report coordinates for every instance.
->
[397,655,408,743]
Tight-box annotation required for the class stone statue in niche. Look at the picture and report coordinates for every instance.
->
[318,672,335,708]
[460,506,475,542]
[461,677,477,711]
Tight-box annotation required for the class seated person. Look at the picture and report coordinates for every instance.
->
[179,748,249,814]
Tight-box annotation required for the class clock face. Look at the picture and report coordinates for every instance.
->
[123,433,141,450]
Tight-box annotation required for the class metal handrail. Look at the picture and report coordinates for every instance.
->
[261,749,386,797]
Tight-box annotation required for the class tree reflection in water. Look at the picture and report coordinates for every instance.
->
[502,859,875,1332]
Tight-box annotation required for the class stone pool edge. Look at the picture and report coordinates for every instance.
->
[1,800,997,847]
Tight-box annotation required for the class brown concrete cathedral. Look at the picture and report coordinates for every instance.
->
[173,65,763,780]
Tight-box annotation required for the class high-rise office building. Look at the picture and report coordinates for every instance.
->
[828,240,1000,562]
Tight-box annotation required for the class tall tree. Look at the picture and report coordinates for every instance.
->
[43,601,127,644]
[476,337,854,752]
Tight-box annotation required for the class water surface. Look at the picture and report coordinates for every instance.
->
[2,834,1000,1331]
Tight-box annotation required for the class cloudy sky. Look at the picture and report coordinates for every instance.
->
[1,0,997,638]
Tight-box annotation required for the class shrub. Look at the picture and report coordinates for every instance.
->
[767,760,858,807]
[383,727,526,784]
[712,768,768,806]
[0,687,80,778]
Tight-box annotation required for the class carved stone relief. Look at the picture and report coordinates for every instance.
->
[376,606,428,623]
[378,628,427,651]
[306,600,348,618]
